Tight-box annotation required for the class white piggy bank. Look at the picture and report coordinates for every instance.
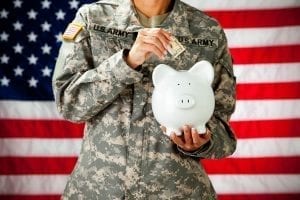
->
[152,61,215,136]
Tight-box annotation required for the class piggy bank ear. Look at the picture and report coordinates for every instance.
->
[153,64,177,86]
[189,60,214,85]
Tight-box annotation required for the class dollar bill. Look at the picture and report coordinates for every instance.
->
[168,36,186,58]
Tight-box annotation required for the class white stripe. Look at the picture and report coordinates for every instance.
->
[0,174,299,194]
[231,100,300,121]
[0,138,81,157]
[182,0,300,10]
[225,26,300,48]
[231,138,300,158]
[234,63,300,84]
[1,99,300,121]
[0,175,67,195]
[1,138,299,157]
[210,174,300,194]
[0,100,62,119]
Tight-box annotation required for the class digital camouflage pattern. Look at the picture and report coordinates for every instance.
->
[52,0,237,199]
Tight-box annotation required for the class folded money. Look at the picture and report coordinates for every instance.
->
[167,36,186,58]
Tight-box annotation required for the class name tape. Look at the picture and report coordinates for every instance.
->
[92,25,218,47]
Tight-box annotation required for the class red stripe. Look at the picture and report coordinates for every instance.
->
[230,45,300,64]
[230,119,300,138]
[0,196,60,200]
[1,118,299,139]
[218,194,300,200]
[237,82,300,100]
[206,8,300,28]
[0,119,84,138]
[202,157,300,174]
[2,156,300,175]
[0,157,77,174]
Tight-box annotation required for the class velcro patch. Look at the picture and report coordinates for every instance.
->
[62,23,83,41]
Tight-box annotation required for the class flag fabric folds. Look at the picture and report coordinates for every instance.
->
[0,0,300,199]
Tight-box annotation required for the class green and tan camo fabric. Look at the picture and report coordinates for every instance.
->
[52,0,237,199]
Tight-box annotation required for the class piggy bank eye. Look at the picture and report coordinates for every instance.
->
[177,83,180,86]
[188,83,191,85]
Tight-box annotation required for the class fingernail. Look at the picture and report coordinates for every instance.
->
[167,44,172,51]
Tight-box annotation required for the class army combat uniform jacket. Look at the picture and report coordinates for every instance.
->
[53,0,237,199]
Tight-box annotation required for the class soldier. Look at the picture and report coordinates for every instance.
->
[52,0,237,199]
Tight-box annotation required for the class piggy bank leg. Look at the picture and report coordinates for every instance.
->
[165,128,182,136]
[196,125,207,134]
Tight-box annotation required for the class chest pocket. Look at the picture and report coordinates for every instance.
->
[88,24,135,64]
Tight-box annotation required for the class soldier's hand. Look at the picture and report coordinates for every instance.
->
[125,28,172,68]
[161,125,211,152]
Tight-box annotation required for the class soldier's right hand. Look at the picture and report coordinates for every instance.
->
[125,28,172,69]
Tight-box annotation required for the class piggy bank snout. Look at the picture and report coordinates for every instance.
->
[175,94,195,109]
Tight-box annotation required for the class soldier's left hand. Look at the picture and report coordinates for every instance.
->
[161,125,211,152]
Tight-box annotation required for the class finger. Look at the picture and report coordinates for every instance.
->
[183,125,193,145]
[198,130,211,146]
[142,35,167,56]
[142,42,165,59]
[191,128,202,147]
[152,29,172,49]
[142,28,171,50]
[170,133,185,148]
[160,29,172,41]
[202,129,212,141]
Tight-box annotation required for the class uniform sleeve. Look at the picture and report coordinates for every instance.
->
[52,5,143,122]
[179,27,237,159]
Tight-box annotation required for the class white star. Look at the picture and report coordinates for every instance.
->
[55,32,62,43]
[27,9,38,19]
[13,43,24,54]
[41,43,52,54]
[0,32,9,41]
[55,9,65,20]
[0,9,9,18]
[0,76,10,87]
[27,32,37,42]
[13,0,23,8]
[69,0,79,9]
[27,54,38,65]
[41,0,51,9]
[41,66,52,77]
[1,54,9,64]
[41,21,51,32]
[28,77,38,88]
[13,21,23,31]
[14,66,24,76]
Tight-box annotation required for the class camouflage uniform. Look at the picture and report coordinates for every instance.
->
[52,0,236,199]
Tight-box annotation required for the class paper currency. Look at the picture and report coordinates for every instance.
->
[168,36,186,58]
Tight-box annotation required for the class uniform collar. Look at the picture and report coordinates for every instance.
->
[160,0,191,36]
[109,0,141,31]
[111,0,191,36]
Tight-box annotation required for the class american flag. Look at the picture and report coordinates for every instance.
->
[0,0,299,199]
